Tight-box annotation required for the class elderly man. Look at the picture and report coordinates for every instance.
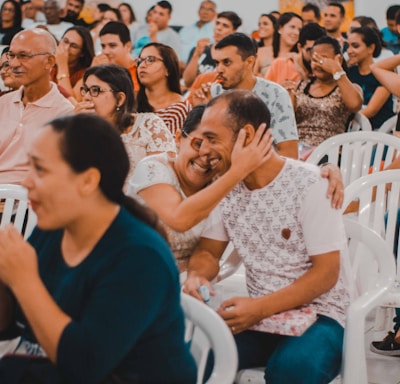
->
[0,28,73,185]
[183,90,352,384]
[178,1,216,64]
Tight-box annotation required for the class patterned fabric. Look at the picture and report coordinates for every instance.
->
[211,77,298,144]
[295,79,352,146]
[155,100,192,137]
[203,159,351,327]
[127,153,207,271]
[120,113,176,187]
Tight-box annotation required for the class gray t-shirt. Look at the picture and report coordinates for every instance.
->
[211,77,298,144]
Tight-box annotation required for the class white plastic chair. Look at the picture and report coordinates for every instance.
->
[343,170,400,335]
[0,184,36,239]
[306,131,400,187]
[235,219,395,384]
[347,112,373,132]
[377,114,397,134]
[181,292,238,384]
[0,184,37,358]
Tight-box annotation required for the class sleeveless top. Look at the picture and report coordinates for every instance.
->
[295,79,352,147]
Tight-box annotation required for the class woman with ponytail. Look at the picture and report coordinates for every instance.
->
[0,113,197,383]
[74,64,176,184]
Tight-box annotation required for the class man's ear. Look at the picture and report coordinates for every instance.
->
[241,123,256,146]
[125,41,132,52]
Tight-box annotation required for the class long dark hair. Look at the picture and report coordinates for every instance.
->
[136,42,181,113]
[272,12,302,58]
[83,64,135,133]
[62,26,95,69]
[1,0,22,28]
[49,114,167,239]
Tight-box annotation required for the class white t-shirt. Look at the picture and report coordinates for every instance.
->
[202,158,352,326]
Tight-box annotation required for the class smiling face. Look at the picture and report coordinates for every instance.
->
[136,45,168,87]
[279,16,302,49]
[23,126,86,230]
[347,32,374,66]
[9,30,55,88]
[311,43,338,80]
[0,52,19,89]
[258,16,274,40]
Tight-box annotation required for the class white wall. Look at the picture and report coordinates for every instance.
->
[129,0,397,33]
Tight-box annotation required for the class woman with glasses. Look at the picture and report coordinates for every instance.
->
[52,26,95,103]
[136,42,192,136]
[0,47,19,96]
[0,0,22,45]
[74,64,176,184]
[128,104,273,271]
[0,113,197,383]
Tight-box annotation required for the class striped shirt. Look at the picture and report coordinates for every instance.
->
[155,100,192,136]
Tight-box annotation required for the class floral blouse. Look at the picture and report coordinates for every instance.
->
[121,113,176,187]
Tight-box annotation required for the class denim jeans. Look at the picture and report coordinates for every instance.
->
[234,315,343,384]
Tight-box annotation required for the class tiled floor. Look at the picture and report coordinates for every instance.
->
[216,266,400,384]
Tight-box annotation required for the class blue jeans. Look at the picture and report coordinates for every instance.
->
[235,315,343,384]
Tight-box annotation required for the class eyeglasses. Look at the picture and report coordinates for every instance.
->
[136,55,164,67]
[80,85,115,97]
[2,7,15,12]
[0,61,10,71]
[6,52,50,62]
[182,131,204,151]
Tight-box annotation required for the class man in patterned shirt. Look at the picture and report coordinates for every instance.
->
[190,32,299,159]
[183,89,352,383]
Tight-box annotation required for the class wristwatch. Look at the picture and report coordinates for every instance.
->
[333,70,346,81]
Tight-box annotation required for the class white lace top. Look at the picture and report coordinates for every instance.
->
[128,153,207,271]
[120,113,176,186]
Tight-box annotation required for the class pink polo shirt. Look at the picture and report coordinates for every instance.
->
[0,83,73,185]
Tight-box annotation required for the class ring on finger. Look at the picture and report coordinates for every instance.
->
[320,59,323,65]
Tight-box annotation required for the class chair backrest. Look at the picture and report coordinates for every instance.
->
[0,184,37,239]
[377,115,397,134]
[348,112,372,132]
[343,170,400,283]
[342,218,395,384]
[307,131,400,187]
[181,292,238,384]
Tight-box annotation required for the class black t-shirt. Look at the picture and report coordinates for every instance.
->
[0,25,23,45]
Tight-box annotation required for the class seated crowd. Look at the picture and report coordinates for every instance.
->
[0,0,400,382]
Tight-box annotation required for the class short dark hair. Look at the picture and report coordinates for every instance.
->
[301,3,321,20]
[157,1,172,13]
[49,114,167,239]
[313,35,348,73]
[217,11,242,30]
[298,22,326,46]
[349,26,382,58]
[99,21,131,44]
[207,90,271,135]
[182,104,206,135]
[97,3,111,12]
[328,2,345,18]
[387,5,400,20]
[215,32,257,60]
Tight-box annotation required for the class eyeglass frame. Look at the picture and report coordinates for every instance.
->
[80,85,116,98]
[136,55,164,67]
[181,130,205,151]
[6,51,51,62]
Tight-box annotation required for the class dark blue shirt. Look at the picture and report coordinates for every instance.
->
[348,66,394,129]
[14,207,196,384]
